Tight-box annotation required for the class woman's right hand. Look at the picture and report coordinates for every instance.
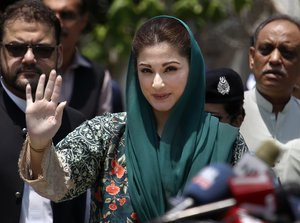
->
[25,69,66,151]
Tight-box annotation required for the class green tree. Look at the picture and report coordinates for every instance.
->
[81,0,252,79]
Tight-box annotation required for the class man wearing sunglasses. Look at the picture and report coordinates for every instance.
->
[0,1,87,222]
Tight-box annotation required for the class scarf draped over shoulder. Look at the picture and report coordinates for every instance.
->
[125,15,239,222]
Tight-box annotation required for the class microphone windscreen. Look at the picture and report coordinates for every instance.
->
[233,140,281,177]
[255,140,281,167]
[183,163,234,205]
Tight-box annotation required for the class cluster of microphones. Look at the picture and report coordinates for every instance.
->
[151,140,300,223]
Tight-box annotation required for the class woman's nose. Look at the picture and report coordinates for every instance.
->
[152,73,165,89]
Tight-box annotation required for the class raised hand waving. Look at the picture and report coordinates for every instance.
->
[25,70,66,151]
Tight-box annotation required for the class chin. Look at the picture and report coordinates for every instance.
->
[22,78,38,89]
[153,107,172,113]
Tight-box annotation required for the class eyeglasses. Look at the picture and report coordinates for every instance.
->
[1,43,57,58]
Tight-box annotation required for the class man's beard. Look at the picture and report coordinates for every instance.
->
[4,66,43,97]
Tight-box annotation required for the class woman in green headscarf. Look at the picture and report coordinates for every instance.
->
[19,15,248,223]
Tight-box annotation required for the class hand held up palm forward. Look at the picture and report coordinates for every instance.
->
[26,70,66,150]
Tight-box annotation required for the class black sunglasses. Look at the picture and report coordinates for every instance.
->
[1,43,57,58]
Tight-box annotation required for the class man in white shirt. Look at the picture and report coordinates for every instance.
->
[240,14,300,183]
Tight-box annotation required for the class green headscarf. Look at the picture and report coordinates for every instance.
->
[125,15,238,222]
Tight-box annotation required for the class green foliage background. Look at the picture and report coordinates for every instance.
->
[80,0,252,79]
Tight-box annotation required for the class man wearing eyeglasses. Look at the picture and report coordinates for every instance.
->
[41,0,124,118]
[0,1,87,222]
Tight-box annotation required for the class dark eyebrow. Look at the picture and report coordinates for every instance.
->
[162,61,180,67]
[138,61,180,67]
[138,63,151,67]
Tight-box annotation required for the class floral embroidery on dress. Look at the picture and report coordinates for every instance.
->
[55,113,137,223]
[42,112,247,223]
[112,160,125,178]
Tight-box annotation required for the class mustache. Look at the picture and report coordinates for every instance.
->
[262,69,285,76]
[16,65,43,75]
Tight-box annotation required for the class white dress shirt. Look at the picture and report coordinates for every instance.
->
[240,88,300,183]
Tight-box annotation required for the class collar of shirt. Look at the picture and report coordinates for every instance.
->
[0,77,26,112]
[254,87,293,114]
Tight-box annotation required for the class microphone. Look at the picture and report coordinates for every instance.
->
[158,163,234,223]
[254,140,281,167]
[228,141,281,221]
[233,140,282,188]
[228,172,276,221]
[183,163,234,205]
[224,181,300,223]
[228,146,300,223]
[155,141,283,223]
[222,206,266,223]
[157,171,277,223]
[233,140,281,177]
[157,198,236,223]
[156,174,299,223]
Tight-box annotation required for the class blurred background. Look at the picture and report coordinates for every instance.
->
[2,0,300,92]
